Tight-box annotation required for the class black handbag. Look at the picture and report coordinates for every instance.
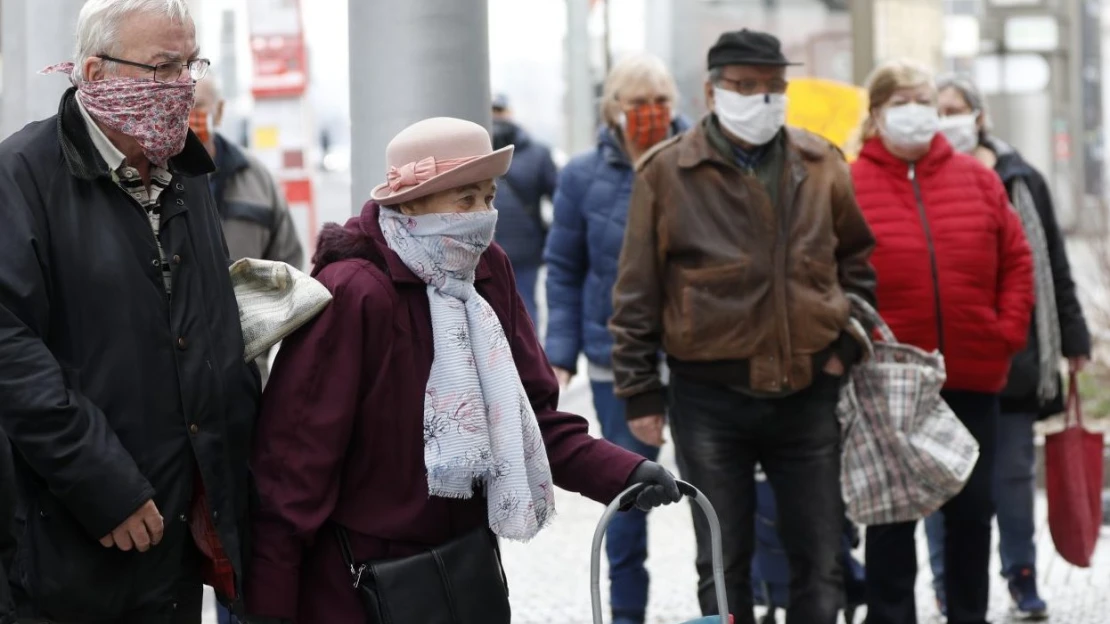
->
[335,525,511,624]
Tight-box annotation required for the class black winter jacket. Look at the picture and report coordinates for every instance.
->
[0,88,260,621]
[990,139,1091,415]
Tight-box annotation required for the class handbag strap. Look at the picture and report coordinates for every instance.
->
[1065,370,1084,429]
[845,293,897,344]
[334,524,367,587]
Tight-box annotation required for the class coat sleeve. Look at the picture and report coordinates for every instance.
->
[542,162,590,372]
[540,146,558,201]
[994,181,1036,353]
[609,172,665,420]
[1025,170,1091,357]
[263,177,306,271]
[0,173,154,540]
[830,154,878,364]
[503,255,643,504]
[244,261,389,619]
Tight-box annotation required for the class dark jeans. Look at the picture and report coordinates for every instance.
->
[511,263,540,327]
[865,390,999,624]
[592,380,660,623]
[668,373,845,624]
[925,411,1038,597]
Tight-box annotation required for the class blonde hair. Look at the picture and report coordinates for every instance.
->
[599,53,678,127]
[847,58,935,153]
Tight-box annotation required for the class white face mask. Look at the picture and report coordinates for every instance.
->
[713,88,787,146]
[938,113,978,153]
[880,103,939,151]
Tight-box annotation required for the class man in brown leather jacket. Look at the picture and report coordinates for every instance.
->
[609,30,876,624]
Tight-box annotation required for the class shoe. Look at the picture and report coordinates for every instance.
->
[1007,566,1048,620]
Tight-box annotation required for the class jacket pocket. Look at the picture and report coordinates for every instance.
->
[16,492,134,620]
[676,261,761,358]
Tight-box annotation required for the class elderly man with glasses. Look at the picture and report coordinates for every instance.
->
[0,1,260,622]
[609,29,877,624]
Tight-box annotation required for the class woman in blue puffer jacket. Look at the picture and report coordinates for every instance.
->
[544,53,688,624]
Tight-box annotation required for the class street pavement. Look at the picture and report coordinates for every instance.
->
[202,370,1110,623]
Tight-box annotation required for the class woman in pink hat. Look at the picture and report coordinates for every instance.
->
[242,117,681,624]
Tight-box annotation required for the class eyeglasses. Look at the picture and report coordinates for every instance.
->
[715,76,789,96]
[98,55,211,83]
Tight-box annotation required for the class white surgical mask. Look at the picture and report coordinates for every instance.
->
[713,88,786,146]
[938,113,978,153]
[880,103,939,151]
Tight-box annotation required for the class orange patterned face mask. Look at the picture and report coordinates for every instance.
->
[188,109,211,144]
[621,102,671,151]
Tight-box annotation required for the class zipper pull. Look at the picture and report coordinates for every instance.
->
[907,164,916,181]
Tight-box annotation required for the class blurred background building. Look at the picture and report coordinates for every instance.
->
[0,0,1105,255]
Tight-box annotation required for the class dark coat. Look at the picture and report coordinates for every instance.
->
[244,203,644,623]
[0,432,14,624]
[989,139,1091,415]
[0,88,260,621]
[491,120,558,268]
[544,122,688,372]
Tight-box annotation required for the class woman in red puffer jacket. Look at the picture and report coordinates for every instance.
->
[849,59,1034,624]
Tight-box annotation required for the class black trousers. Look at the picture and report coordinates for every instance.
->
[15,581,202,624]
[669,373,845,624]
[864,390,999,624]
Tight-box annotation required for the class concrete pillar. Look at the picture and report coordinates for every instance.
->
[348,0,491,214]
[0,0,85,139]
[565,0,594,157]
[849,0,874,85]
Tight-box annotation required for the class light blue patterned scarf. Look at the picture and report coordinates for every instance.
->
[379,207,555,541]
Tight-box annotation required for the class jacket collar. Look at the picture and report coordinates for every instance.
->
[678,115,820,179]
[858,133,954,178]
[359,202,493,285]
[214,133,251,175]
[57,87,215,181]
[600,116,694,168]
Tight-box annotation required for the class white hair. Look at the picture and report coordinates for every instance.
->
[72,0,192,84]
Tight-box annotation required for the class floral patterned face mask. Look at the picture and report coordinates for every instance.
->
[42,62,196,168]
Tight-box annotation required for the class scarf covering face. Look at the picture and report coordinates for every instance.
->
[42,62,196,168]
[1010,179,1062,403]
[378,207,555,541]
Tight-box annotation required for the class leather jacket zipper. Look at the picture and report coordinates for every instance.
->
[908,164,945,353]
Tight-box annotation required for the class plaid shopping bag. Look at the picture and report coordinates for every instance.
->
[837,295,980,526]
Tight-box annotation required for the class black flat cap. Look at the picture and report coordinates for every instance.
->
[707,29,801,69]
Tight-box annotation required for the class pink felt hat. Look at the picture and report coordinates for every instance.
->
[370,117,514,206]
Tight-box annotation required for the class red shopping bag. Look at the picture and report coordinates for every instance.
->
[1044,372,1104,567]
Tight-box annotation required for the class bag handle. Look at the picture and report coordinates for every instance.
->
[334,524,369,588]
[1065,371,1084,429]
[845,293,897,344]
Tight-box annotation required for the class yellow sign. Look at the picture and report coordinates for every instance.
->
[253,126,281,150]
[786,78,869,161]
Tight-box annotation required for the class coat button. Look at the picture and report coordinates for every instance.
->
[189,423,199,434]
[177,337,187,350]
[212,510,219,521]
[176,198,185,206]
[151,258,161,267]
[175,183,185,192]
[179,514,188,523]
[172,254,182,265]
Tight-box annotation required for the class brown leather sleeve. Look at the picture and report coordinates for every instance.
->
[831,157,878,309]
[609,173,666,420]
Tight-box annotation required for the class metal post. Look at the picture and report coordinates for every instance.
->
[565,0,594,157]
[850,0,874,86]
[0,0,85,139]
[349,0,491,214]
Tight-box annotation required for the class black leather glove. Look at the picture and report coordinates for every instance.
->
[624,460,682,511]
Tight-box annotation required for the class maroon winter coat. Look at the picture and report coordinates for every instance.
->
[244,202,645,622]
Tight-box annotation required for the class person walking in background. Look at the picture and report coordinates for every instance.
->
[610,30,877,624]
[490,93,558,326]
[849,59,1034,624]
[544,53,688,624]
[0,1,260,621]
[191,76,304,389]
[922,73,1091,621]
